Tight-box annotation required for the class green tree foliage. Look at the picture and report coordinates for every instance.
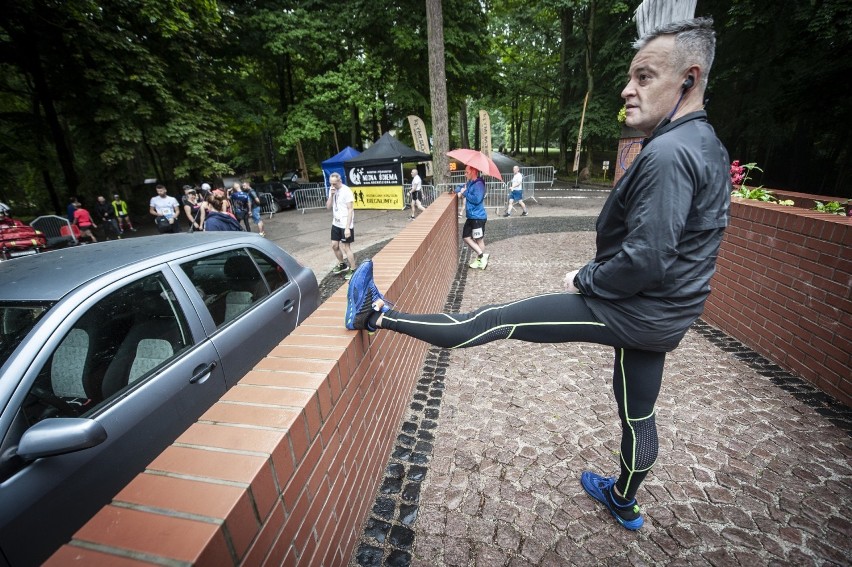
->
[488,0,635,171]
[1,0,849,217]
[0,0,230,213]
[700,0,852,196]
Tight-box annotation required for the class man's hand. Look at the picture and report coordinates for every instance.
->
[564,269,580,293]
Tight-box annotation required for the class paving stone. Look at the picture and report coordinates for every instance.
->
[441,536,472,567]
[720,526,762,549]
[471,544,509,567]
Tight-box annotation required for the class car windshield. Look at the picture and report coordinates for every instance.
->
[0,303,53,367]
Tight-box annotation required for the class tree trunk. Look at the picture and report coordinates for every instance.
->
[515,108,523,155]
[276,56,288,115]
[526,99,534,156]
[459,102,469,149]
[543,100,551,157]
[426,0,449,185]
[27,78,61,213]
[473,114,480,151]
[142,132,165,184]
[582,0,596,172]
[27,46,79,197]
[558,7,573,171]
[370,106,380,143]
[285,53,295,106]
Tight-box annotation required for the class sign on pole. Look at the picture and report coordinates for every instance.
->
[479,110,492,157]
[572,92,590,172]
[407,115,433,177]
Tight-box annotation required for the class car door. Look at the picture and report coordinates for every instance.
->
[176,246,301,388]
[0,268,226,567]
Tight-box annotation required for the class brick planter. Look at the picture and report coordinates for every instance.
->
[612,125,644,187]
[703,196,851,406]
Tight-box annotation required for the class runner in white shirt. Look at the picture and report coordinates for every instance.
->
[326,172,357,280]
[408,168,426,220]
[503,165,528,217]
[149,184,182,233]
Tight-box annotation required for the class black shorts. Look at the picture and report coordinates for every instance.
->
[410,191,423,202]
[462,218,486,239]
[155,217,181,234]
[331,225,354,243]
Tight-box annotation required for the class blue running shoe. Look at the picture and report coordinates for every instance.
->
[580,471,644,530]
[345,260,389,333]
[369,280,393,312]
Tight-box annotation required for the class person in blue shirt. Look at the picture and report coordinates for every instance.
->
[229,183,252,232]
[455,165,489,269]
[66,197,77,223]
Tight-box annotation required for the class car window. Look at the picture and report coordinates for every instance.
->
[20,273,191,426]
[0,303,52,367]
[248,248,289,293]
[179,249,271,328]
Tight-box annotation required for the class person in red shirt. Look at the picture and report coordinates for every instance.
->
[72,201,98,243]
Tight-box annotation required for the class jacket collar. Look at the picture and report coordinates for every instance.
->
[642,110,708,147]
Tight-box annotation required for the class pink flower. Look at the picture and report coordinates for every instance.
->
[730,160,745,186]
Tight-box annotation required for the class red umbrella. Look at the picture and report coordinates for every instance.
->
[446,149,503,180]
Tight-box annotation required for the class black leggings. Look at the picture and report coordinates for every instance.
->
[381,292,665,500]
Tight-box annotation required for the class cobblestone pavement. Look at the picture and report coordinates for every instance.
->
[346,213,852,566]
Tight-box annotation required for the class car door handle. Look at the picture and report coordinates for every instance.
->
[190,361,217,384]
[282,299,295,313]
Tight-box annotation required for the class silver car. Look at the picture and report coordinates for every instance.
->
[0,233,318,566]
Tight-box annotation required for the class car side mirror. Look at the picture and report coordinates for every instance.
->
[16,418,108,460]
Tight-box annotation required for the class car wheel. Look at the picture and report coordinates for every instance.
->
[271,201,281,213]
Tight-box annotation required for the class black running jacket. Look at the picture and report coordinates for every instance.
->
[574,111,730,352]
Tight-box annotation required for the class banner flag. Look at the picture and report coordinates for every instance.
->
[479,110,492,157]
[407,115,433,177]
[573,92,590,172]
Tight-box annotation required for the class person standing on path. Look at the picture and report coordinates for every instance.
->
[408,168,426,220]
[503,165,528,217]
[230,183,252,232]
[346,17,729,531]
[72,201,98,243]
[455,165,489,269]
[182,186,205,232]
[326,172,357,280]
[111,194,136,233]
[149,184,182,234]
[243,181,266,237]
[94,195,120,239]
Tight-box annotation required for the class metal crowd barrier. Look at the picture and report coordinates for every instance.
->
[448,165,554,208]
[258,193,277,218]
[401,184,438,210]
[436,182,514,213]
[294,184,328,213]
[293,183,442,213]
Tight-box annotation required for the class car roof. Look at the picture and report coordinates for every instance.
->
[0,233,270,302]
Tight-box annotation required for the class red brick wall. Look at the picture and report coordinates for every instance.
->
[703,197,852,406]
[47,194,460,566]
[613,136,643,186]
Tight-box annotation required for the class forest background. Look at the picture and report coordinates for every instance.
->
[1,0,850,218]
